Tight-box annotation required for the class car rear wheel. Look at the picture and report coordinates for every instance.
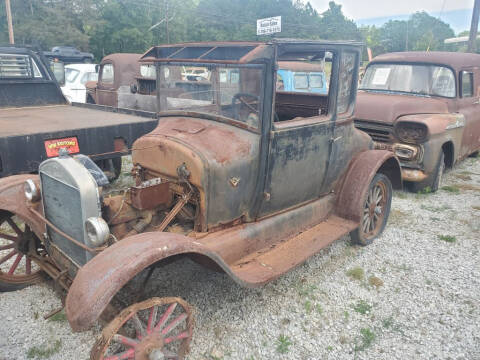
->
[409,151,445,193]
[350,173,392,246]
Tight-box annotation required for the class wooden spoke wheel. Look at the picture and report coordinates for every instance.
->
[0,213,43,291]
[350,173,392,246]
[91,297,194,360]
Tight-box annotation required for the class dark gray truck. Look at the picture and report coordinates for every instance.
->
[0,46,158,179]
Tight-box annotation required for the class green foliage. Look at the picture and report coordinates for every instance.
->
[276,334,292,354]
[438,235,456,243]
[47,310,67,322]
[354,328,375,352]
[346,266,365,281]
[352,300,372,315]
[441,185,460,194]
[361,11,455,57]
[27,340,62,359]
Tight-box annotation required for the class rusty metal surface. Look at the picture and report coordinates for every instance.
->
[335,150,401,222]
[132,115,260,231]
[370,51,480,73]
[355,92,453,125]
[99,53,142,91]
[278,61,324,72]
[130,181,172,211]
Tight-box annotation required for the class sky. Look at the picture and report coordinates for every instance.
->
[306,0,474,20]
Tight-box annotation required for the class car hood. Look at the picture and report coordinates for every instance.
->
[355,91,449,124]
[132,115,260,230]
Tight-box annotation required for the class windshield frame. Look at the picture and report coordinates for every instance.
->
[359,61,457,99]
[155,61,265,133]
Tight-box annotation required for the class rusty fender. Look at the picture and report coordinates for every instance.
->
[0,174,45,238]
[65,232,233,332]
[335,150,401,222]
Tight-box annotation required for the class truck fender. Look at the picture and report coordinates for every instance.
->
[0,174,45,238]
[65,232,232,332]
[335,150,402,222]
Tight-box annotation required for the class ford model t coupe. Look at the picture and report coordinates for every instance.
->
[0,40,401,359]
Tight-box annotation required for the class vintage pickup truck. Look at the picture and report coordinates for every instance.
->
[0,40,401,359]
[0,46,158,180]
[355,51,480,192]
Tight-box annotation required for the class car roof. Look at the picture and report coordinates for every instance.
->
[371,51,480,71]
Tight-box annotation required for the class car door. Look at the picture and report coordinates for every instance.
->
[457,68,480,156]
[97,62,117,107]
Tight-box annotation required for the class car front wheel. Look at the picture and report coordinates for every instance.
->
[350,173,393,246]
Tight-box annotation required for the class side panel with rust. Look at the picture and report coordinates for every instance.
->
[335,150,401,222]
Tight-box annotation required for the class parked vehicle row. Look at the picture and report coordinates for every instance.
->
[0,39,402,359]
[0,41,478,360]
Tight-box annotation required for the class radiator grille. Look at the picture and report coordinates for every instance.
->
[354,120,394,143]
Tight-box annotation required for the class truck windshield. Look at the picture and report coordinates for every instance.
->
[360,63,456,98]
[158,64,263,129]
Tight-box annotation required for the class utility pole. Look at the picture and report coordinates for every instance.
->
[468,0,480,52]
[5,0,15,44]
[165,0,169,44]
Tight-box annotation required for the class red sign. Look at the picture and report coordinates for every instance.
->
[44,137,80,158]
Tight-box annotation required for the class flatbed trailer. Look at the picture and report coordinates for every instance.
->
[0,46,158,178]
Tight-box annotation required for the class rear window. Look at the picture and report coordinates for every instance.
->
[294,73,308,89]
[0,54,32,78]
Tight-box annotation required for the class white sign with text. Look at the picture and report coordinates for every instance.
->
[256,16,281,36]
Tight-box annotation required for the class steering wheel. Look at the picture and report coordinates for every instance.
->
[231,93,259,120]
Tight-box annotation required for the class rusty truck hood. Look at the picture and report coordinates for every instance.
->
[132,116,260,230]
[355,91,449,124]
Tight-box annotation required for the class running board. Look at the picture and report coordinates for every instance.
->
[230,215,358,287]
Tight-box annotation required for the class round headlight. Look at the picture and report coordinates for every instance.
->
[24,179,40,202]
[85,217,110,247]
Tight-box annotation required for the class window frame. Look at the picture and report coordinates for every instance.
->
[100,63,114,84]
[460,70,474,98]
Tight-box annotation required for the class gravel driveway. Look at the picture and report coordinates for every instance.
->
[1,156,479,360]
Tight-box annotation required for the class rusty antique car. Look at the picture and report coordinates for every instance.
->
[0,40,401,359]
[355,51,480,192]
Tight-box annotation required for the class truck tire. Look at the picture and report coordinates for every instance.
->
[409,151,445,193]
[350,173,392,246]
[83,57,93,64]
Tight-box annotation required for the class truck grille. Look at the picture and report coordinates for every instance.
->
[354,120,394,143]
[0,54,31,78]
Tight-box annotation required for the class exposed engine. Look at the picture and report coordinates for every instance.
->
[37,151,198,267]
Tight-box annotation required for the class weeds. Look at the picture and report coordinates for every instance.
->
[441,185,460,194]
[368,276,384,288]
[276,335,292,354]
[27,340,62,359]
[352,300,372,315]
[354,328,375,352]
[47,310,67,322]
[438,235,456,243]
[417,186,433,195]
[346,267,365,281]
[304,300,312,314]
[420,204,451,212]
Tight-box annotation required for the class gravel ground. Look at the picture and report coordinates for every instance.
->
[1,155,479,360]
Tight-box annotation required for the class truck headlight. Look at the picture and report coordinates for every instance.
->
[393,144,419,160]
[24,179,40,202]
[394,121,428,144]
[85,217,110,247]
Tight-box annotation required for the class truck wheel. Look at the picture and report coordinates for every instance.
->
[350,173,392,246]
[91,297,193,360]
[0,213,43,292]
[83,57,93,64]
[410,151,445,193]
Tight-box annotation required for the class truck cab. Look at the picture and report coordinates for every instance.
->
[355,51,480,192]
